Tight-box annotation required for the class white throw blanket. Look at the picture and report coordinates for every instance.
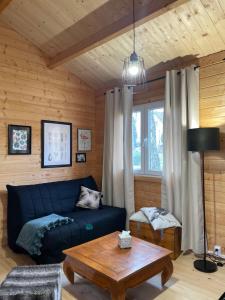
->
[140,207,181,230]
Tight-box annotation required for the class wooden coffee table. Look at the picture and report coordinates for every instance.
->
[63,232,173,300]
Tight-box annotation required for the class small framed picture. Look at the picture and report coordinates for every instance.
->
[8,125,32,155]
[41,120,72,168]
[76,153,86,163]
[77,129,92,151]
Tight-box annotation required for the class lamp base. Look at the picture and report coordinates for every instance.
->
[194,259,217,273]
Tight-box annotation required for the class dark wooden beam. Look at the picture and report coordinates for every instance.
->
[0,0,13,13]
[49,0,189,69]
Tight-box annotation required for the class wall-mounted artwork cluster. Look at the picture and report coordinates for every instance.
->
[7,121,92,168]
[76,128,91,164]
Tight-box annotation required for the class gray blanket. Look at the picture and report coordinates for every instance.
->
[16,214,73,256]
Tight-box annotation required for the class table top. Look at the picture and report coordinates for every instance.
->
[63,232,172,281]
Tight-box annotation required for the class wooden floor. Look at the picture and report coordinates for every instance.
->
[0,247,224,299]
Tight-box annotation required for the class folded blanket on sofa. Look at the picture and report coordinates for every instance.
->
[16,214,73,256]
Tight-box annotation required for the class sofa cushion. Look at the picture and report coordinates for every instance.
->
[40,206,126,261]
[7,176,98,251]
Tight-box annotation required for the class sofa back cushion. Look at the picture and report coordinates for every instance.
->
[6,176,98,250]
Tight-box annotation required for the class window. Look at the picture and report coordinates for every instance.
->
[132,101,164,176]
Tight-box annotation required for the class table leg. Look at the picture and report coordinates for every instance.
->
[110,288,126,300]
[161,258,173,286]
[63,259,74,284]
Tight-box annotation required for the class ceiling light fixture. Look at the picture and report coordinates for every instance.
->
[122,0,146,86]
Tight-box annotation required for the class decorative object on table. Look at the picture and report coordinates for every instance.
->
[77,128,91,151]
[0,264,61,300]
[187,127,220,273]
[8,125,31,155]
[76,152,86,163]
[122,0,146,86]
[41,120,72,168]
[140,207,181,230]
[76,186,102,210]
[118,230,132,249]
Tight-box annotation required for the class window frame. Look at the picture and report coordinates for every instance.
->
[132,100,164,177]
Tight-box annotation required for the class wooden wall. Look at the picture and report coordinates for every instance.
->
[199,52,225,253]
[0,22,97,250]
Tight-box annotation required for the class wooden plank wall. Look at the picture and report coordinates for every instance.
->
[200,52,225,252]
[0,22,97,251]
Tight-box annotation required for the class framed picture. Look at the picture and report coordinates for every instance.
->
[8,125,32,155]
[41,120,72,168]
[77,128,92,151]
[76,153,86,163]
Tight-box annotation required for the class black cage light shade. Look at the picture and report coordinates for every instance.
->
[187,128,220,152]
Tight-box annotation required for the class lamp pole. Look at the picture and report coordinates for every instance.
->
[201,151,206,263]
[187,127,219,273]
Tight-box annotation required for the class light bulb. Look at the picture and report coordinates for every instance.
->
[128,64,139,76]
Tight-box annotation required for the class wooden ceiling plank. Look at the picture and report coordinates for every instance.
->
[48,0,190,69]
[0,0,12,13]
[200,0,225,45]
[190,0,224,53]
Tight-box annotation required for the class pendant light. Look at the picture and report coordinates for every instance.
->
[122,0,146,86]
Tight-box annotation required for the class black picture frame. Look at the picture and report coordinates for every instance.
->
[41,120,72,168]
[76,153,86,163]
[8,125,32,155]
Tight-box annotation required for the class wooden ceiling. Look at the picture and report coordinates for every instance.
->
[1,0,225,89]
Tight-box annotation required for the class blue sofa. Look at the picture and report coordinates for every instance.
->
[7,176,126,264]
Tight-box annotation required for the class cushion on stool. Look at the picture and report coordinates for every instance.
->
[0,264,61,300]
[129,211,148,223]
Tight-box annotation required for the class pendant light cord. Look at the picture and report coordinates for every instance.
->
[133,0,136,53]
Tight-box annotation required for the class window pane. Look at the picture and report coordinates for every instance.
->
[148,107,163,172]
[132,111,141,171]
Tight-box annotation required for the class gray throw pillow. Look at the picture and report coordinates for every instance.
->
[76,186,101,209]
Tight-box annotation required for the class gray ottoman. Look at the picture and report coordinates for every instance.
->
[0,264,61,300]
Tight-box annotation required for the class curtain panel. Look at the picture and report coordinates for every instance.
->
[161,66,204,254]
[102,86,135,226]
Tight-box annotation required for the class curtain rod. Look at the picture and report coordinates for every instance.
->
[104,65,200,94]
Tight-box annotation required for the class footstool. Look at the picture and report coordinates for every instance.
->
[0,264,61,300]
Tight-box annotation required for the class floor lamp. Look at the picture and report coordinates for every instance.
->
[187,127,220,273]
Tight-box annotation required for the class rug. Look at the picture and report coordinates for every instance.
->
[62,272,172,300]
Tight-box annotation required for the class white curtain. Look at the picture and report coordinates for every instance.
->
[102,86,135,226]
[161,66,204,254]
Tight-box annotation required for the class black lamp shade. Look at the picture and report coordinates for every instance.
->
[187,128,220,152]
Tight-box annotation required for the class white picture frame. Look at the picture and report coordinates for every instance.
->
[77,128,92,151]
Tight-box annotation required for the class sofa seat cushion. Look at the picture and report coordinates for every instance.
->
[41,206,126,257]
